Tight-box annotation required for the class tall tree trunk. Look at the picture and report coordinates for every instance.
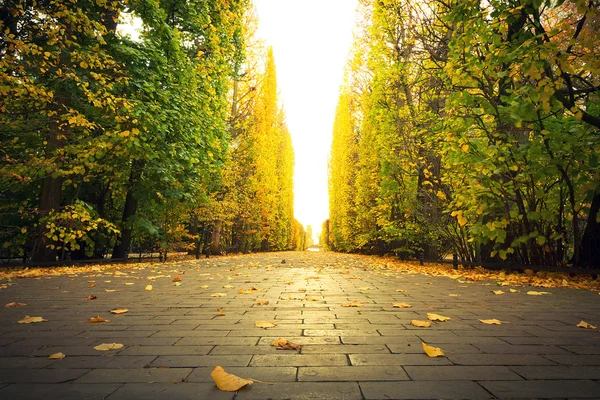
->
[210,220,223,254]
[579,191,600,267]
[112,160,144,259]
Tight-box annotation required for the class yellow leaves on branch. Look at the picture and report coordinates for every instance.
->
[392,302,412,308]
[255,321,277,329]
[427,313,450,322]
[480,319,502,325]
[577,321,597,329]
[341,300,363,307]
[18,316,47,324]
[272,338,301,350]
[110,308,128,314]
[422,342,445,357]
[94,343,123,351]
[411,320,431,328]
[211,366,253,392]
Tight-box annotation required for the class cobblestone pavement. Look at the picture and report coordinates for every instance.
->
[1,251,599,399]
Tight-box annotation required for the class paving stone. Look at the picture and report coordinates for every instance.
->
[106,383,231,400]
[543,354,600,365]
[510,365,600,379]
[447,353,555,366]
[118,345,212,356]
[304,329,379,336]
[75,368,192,383]
[0,356,57,368]
[0,383,121,400]
[404,365,523,380]
[301,344,390,354]
[473,344,571,354]
[47,356,156,369]
[480,380,600,398]
[360,381,492,399]
[350,354,452,366]
[0,368,90,383]
[250,354,348,367]
[187,366,297,382]
[151,355,252,367]
[257,336,340,345]
[387,343,482,354]
[235,382,362,400]
[209,345,283,355]
[299,366,408,381]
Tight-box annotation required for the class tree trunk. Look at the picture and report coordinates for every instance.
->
[579,191,600,267]
[112,160,144,259]
[210,220,223,254]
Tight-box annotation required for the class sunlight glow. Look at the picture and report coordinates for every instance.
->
[253,0,359,241]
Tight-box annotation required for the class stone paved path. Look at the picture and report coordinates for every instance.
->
[0,251,599,399]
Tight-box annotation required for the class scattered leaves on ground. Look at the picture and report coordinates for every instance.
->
[18,316,47,324]
[48,352,65,360]
[211,366,253,392]
[577,321,597,329]
[427,313,450,322]
[422,342,445,357]
[255,321,277,329]
[411,320,431,328]
[272,337,301,350]
[94,343,123,351]
[238,287,262,294]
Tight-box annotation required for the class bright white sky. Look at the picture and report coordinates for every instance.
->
[253,0,359,243]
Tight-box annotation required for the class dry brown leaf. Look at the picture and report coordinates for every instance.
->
[427,313,450,322]
[411,320,431,328]
[85,295,97,300]
[18,316,47,324]
[48,352,65,360]
[256,299,270,305]
[341,300,363,307]
[422,342,445,357]
[492,290,505,295]
[392,302,412,308]
[480,319,502,325]
[145,285,153,291]
[255,321,277,329]
[211,366,253,392]
[577,320,597,329]
[5,302,26,308]
[88,284,96,288]
[110,308,129,314]
[527,291,551,295]
[211,293,227,297]
[94,343,123,351]
[216,308,225,316]
[284,281,294,285]
[89,316,109,323]
[272,338,301,350]
[172,276,182,282]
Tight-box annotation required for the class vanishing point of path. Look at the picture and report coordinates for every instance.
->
[0,251,599,399]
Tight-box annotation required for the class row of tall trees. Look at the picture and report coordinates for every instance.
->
[0,0,305,262]
[326,0,600,267]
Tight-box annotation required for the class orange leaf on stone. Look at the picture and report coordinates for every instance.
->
[492,290,505,295]
[89,316,109,323]
[211,293,227,297]
[211,366,253,392]
[527,291,551,295]
[422,342,445,357]
[18,316,47,324]
[85,295,97,300]
[272,338,301,350]
[172,276,182,282]
[216,308,225,316]
[255,299,270,305]
[94,343,123,351]
[5,302,26,308]
[577,320,597,329]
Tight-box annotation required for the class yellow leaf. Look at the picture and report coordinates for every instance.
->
[255,321,277,329]
[89,316,109,323]
[18,316,47,324]
[48,352,65,360]
[448,294,460,297]
[392,302,412,308]
[341,300,363,307]
[480,319,502,325]
[256,299,270,305]
[124,283,134,286]
[422,342,445,357]
[80,61,89,69]
[94,343,123,351]
[211,293,227,297]
[395,289,406,293]
[211,366,253,392]
[145,285,153,291]
[577,321,597,329]
[427,313,450,322]
[411,320,431,328]
[199,285,209,289]
[492,290,505,295]
[509,289,519,293]
[272,338,301,350]
[104,289,118,293]
[223,285,234,289]
[216,308,225,316]
[172,276,182,282]
[527,291,551,296]
[110,308,129,314]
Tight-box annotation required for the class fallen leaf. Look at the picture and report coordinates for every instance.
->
[284,281,294,285]
[5,302,26,308]
[211,366,253,392]
[299,288,307,292]
[238,287,263,294]
[124,283,134,286]
[577,320,597,329]
[492,290,505,295]
[110,308,129,314]
[448,294,460,297]
[145,285,153,291]
[359,287,373,290]
[199,285,209,289]
[306,296,319,301]
[527,291,551,295]
[341,300,363,307]
[172,276,182,282]
[392,302,412,308]
[94,343,123,351]
[88,284,96,288]
[89,316,109,323]
[48,352,65,360]
[255,321,277,329]
[211,293,226,297]
[427,313,451,322]
[509,288,519,293]
[256,299,270,305]
[411,320,431,328]
[396,289,406,293]
[104,289,119,293]
[422,342,445,357]
[173,282,182,287]
[480,319,502,325]
[85,295,97,300]
[272,337,301,350]
[18,316,47,324]
[223,285,234,289]
[216,308,225,316]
